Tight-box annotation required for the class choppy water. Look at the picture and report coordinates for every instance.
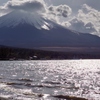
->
[0,60,100,100]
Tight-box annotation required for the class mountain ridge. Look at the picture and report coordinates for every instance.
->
[0,11,100,50]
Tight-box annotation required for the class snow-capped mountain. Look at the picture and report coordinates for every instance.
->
[0,11,100,50]
[0,11,54,30]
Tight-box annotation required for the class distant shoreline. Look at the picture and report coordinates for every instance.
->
[0,45,100,60]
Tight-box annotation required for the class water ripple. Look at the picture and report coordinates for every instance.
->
[0,60,100,100]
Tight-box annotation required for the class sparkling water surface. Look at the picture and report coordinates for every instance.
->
[0,60,100,100]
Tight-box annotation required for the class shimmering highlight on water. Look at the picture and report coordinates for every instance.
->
[0,60,100,100]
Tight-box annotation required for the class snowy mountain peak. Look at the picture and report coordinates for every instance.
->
[0,10,100,49]
[0,11,53,30]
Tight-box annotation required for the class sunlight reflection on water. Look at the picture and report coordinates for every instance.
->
[0,60,100,100]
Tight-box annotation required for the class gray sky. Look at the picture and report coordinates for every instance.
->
[0,0,100,10]
[0,0,100,14]
[47,0,100,13]
[0,0,7,5]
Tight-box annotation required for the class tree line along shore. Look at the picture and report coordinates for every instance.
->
[0,46,100,60]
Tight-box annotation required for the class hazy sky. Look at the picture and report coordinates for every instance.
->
[0,0,100,14]
[0,0,100,10]
[0,0,100,36]
[46,0,100,13]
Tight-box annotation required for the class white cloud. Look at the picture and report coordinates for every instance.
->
[0,0,47,16]
[6,0,46,12]
[0,5,11,16]
[0,0,72,23]
[63,4,100,36]
[47,4,72,24]
[66,18,97,34]
[1,1,99,37]
[0,0,72,26]
[48,5,72,18]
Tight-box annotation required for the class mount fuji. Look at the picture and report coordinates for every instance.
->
[0,10,100,51]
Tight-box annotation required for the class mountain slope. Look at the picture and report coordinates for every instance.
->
[0,11,100,50]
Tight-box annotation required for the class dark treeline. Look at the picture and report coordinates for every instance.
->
[0,46,100,60]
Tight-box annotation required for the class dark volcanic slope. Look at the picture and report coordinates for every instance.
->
[0,23,100,49]
[0,11,100,49]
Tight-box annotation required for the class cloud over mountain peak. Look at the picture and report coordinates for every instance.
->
[0,1,100,37]
[63,4,100,36]
[3,0,46,13]
[0,0,72,19]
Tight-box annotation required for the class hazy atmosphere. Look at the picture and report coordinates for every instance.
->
[0,1,100,100]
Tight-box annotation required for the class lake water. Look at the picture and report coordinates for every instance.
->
[0,60,100,100]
